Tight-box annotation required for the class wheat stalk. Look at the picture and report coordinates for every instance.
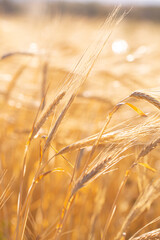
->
[4,63,28,101]
[31,91,66,140]
[43,94,75,153]
[130,91,160,110]
[138,137,160,159]
[0,51,42,60]
[40,60,49,110]
[115,177,160,240]
[57,113,160,155]
[132,228,160,240]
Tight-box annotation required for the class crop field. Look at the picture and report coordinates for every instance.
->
[0,6,160,240]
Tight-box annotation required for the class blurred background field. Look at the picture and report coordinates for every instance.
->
[0,1,160,240]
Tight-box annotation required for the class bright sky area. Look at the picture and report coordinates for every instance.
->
[14,0,160,5]
[51,0,160,6]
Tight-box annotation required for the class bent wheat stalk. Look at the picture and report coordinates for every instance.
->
[57,113,160,155]
[0,51,42,60]
[130,91,160,110]
[129,215,160,240]
[131,228,160,240]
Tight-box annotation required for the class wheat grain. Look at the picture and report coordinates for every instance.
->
[130,91,160,110]
[138,137,160,159]
[31,91,66,140]
[43,94,75,153]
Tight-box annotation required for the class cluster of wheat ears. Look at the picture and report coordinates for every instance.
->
[0,6,160,240]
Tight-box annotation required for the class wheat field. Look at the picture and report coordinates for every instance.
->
[0,6,160,240]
